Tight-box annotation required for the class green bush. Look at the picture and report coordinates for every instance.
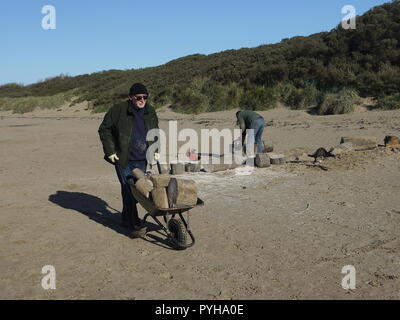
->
[377,93,400,110]
[0,92,72,114]
[316,88,360,115]
[276,83,296,102]
[240,85,279,110]
[172,87,210,114]
[206,82,244,111]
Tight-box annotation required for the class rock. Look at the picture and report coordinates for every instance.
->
[310,147,332,159]
[340,136,378,150]
[384,136,400,148]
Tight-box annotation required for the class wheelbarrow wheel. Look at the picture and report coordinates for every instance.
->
[168,218,187,250]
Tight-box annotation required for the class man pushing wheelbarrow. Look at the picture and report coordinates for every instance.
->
[98,83,160,239]
[98,83,203,249]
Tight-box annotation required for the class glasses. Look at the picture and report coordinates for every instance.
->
[133,95,148,101]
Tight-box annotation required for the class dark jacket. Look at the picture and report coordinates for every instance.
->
[98,100,159,168]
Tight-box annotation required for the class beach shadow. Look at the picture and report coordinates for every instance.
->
[48,191,169,247]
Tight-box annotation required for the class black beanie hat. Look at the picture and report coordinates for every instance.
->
[129,83,148,96]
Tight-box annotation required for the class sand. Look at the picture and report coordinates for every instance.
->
[1,104,400,299]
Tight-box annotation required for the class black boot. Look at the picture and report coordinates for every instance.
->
[130,205,147,238]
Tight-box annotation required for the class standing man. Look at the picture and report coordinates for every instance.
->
[98,83,159,238]
[236,110,265,155]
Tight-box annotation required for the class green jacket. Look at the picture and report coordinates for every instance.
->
[237,110,263,131]
[98,100,159,168]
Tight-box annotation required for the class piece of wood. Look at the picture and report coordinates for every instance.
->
[255,153,271,168]
[132,168,146,180]
[150,174,171,188]
[185,162,201,172]
[269,154,285,165]
[340,136,378,150]
[167,178,198,207]
[158,163,171,174]
[135,178,154,198]
[151,187,169,209]
[201,163,231,173]
[171,163,185,175]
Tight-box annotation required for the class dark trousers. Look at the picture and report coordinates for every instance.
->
[115,160,147,228]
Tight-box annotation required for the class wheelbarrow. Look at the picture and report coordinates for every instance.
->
[127,178,204,250]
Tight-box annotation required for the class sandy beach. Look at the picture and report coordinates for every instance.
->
[1,104,400,299]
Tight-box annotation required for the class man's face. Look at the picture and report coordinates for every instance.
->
[130,94,148,108]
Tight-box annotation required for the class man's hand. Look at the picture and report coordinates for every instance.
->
[154,152,160,160]
[108,154,119,163]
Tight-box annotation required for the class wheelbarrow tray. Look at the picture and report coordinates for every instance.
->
[127,178,203,249]
[128,179,204,217]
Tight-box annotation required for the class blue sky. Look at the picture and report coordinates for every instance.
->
[0,0,389,85]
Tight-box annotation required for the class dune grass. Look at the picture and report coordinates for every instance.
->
[0,91,75,114]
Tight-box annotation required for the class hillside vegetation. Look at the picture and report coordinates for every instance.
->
[1,0,399,114]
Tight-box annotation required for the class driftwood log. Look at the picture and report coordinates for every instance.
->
[201,163,231,173]
[135,178,154,198]
[167,178,198,207]
[151,187,169,209]
[150,174,171,188]
[255,153,271,168]
[340,136,378,150]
